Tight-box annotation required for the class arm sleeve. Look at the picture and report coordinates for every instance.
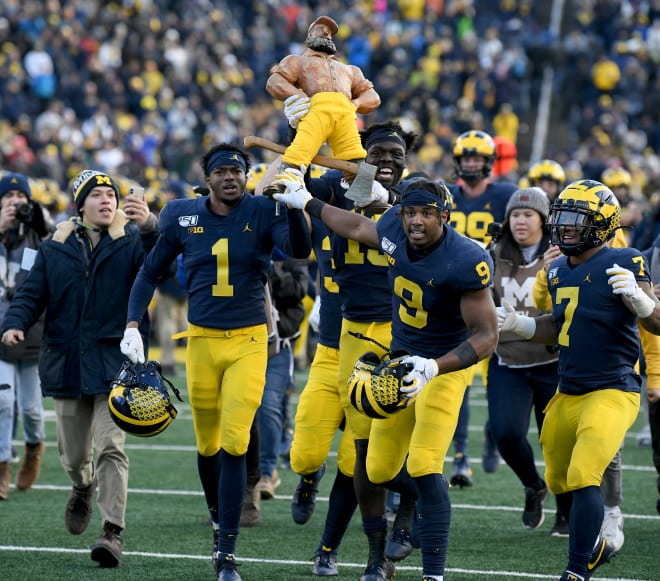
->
[282,208,312,259]
[126,230,180,323]
[640,323,660,389]
[532,267,552,312]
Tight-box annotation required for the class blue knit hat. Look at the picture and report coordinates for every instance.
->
[0,172,31,199]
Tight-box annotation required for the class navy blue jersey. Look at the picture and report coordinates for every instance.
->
[448,181,516,245]
[311,171,392,323]
[377,207,494,359]
[311,215,342,348]
[546,246,650,395]
[128,195,308,329]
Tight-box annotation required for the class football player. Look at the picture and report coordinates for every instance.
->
[274,121,419,580]
[446,130,518,486]
[498,180,660,581]
[532,176,660,545]
[526,159,566,202]
[601,166,645,246]
[288,209,357,576]
[272,176,499,581]
[120,143,311,581]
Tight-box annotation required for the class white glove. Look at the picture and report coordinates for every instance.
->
[120,327,145,364]
[400,356,439,403]
[273,167,305,186]
[496,299,536,339]
[353,181,390,209]
[284,94,310,128]
[308,295,321,333]
[272,176,313,210]
[607,263,656,318]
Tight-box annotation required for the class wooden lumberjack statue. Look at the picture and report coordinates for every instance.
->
[262,15,383,203]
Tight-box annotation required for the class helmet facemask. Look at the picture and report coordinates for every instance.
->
[548,180,621,256]
[548,203,599,256]
[452,131,496,185]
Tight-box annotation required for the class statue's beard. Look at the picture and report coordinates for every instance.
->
[306,36,337,55]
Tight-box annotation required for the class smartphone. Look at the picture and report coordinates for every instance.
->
[128,186,145,200]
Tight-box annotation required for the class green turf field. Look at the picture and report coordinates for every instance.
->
[1,365,657,581]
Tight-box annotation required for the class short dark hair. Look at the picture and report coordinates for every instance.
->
[200,143,252,177]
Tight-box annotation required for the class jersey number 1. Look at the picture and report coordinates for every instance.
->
[212,238,234,296]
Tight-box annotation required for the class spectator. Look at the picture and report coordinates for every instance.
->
[0,169,158,567]
[0,172,50,501]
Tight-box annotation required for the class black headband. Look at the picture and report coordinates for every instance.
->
[206,150,247,174]
[364,127,407,151]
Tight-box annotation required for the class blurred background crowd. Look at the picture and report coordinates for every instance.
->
[0,0,659,232]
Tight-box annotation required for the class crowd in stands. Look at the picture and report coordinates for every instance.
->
[0,0,658,234]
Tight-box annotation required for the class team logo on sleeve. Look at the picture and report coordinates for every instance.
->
[381,237,396,255]
[178,215,203,234]
[178,215,199,227]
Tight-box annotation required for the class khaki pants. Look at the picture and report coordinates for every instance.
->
[54,395,128,529]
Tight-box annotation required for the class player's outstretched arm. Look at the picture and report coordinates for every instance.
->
[273,176,378,248]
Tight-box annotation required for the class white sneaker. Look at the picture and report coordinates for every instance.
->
[601,505,624,552]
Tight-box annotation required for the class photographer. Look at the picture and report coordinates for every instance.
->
[0,172,51,500]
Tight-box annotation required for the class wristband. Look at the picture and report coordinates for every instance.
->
[453,341,479,369]
[305,198,326,218]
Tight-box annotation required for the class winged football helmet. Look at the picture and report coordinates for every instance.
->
[527,159,566,188]
[547,179,621,256]
[245,162,268,193]
[348,351,413,419]
[601,167,632,190]
[452,130,496,182]
[108,360,183,437]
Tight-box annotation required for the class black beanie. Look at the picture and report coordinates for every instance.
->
[71,170,119,213]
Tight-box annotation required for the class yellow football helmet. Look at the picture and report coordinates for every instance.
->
[452,130,496,182]
[528,159,566,187]
[548,180,621,256]
[348,351,413,419]
[309,164,327,179]
[246,163,268,193]
[601,167,632,190]
[108,360,183,437]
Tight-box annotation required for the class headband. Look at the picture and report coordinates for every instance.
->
[206,150,247,175]
[364,128,407,151]
[400,188,449,211]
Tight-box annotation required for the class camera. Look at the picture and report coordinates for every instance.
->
[15,202,33,223]
[487,221,502,242]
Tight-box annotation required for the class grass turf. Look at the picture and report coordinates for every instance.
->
[1,364,658,581]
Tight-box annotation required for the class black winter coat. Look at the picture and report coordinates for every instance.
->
[1,211,157,397]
